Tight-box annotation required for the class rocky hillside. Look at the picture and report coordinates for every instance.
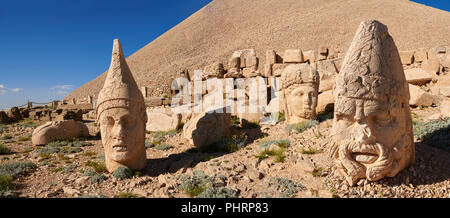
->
[66,0,450,100]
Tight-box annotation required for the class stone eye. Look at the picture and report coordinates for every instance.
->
[375,114,392,126]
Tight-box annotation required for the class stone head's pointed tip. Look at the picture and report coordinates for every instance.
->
[112,39,123,54]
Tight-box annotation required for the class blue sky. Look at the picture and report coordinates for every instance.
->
[0,0,448,110]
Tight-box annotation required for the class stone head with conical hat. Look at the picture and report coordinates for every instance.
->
[330,20,414,186]
[281,63,320,124]
[96,39,147,172]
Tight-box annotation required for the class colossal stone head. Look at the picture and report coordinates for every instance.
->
[330,20,414,186]
[96,39,148,172]
[281,63,320,124]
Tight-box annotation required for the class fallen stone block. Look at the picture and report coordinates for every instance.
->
[283,49,304,63]
[32,120,90,146]
[399,50,415,65]
[409,84,433,107]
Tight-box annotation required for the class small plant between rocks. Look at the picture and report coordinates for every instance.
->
[285,120,319,134]
[112,166,134,180]
[255,139,290,163]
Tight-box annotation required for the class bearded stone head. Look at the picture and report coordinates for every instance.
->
[96,39,147,172]
[281,63,320,124]
[330,20,414,186]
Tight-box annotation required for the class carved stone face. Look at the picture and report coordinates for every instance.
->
[99,107,146,171]
[284,83,318,123]
[331,96,414,185]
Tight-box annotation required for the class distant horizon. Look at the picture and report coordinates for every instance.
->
[0,0,449,110]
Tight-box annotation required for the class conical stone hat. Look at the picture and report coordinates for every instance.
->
[96,39,146,122]
[335,20,410,103]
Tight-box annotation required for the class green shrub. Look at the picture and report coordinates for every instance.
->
[89,174,107,184]
[178,171,215,198]
[0,161,37,178]
[255,139,290,163]
[145,141,154,148]
[316,110,334,122]
[112,166,133,180]
[83,169,96,176]
[85,161,107,173]
[301,148,323,155]
[0,174,13,192]
[241,120,260,129]
[1,134,13,140]
[59,146,83,154]
[155,144,174,151]
[265,177,306,198]
[82,151,97,157]
[37,146,60,155]
[116,192,140,198]
[311,167,325,177]
[211,133,248,153]
[197,187,238,198]
[0,144,12,155]
[17,136,30,142]
[285,120,319,134]
[413,118,450,151]
[230,116,240,127]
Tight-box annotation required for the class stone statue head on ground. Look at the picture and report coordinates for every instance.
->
[96,39,148,172]
[281,63,320,124]
[330,20,414,186]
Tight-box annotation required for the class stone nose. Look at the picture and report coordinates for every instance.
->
[354,122,375,143]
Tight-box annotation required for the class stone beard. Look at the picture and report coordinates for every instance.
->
[98,105,147,172]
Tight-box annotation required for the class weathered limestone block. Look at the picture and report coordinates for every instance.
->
[146,108,182,132]
[182,107,231,149]
[421,58,441,75]
[272,64,289,77]
[409,84,434,107]
[245,55,259,69]
[242,68,261,78]
[96,39,147,172]
[414,50,427,63]
[32,120,90,145]
[316,90,334,113]
[0,111,10,124]
[404,68,432,85]
[442,53,450,69]
[264,64,273,77]
[232,49,256,68]
[331,20,414,186]
[281,63,320,124]
[265,50,277,65]
[55,109,83,121]
[303,50,316,63]
[146,97,163,107]
[399,51,415,65]
[283,49,304,63]
[318,46,329,60]
[317,59,339,92]
[441,100,450,117]
[7,107,23,122]
[20,108,30,119]
[203,62,225,79]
